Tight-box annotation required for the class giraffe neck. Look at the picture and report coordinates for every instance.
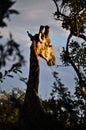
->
[21,43,44,130]
[24,42,40,106]
[27,43,40,94]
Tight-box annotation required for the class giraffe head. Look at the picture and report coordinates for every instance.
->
[36,40,56,66]
[28,25,56,66]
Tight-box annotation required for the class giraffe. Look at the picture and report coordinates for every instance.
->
[20,25,56,130]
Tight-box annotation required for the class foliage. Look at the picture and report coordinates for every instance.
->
[41,0,86,129]
[0,0,19,27]
[53,0,86,89]
[0,2,25,128]
[53,0,86,37]
[0,0,25,83]
[0,88,25,130]
[43,71,86,129]
[0,85,86,130]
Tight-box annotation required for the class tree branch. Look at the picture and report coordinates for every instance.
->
[53,0,59,13]
[66,33,72,54]
[53,0,69,19]
[73,33,86,41]
[66,33,84,85]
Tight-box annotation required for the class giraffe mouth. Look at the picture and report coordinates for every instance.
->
[47,59,56,66]
[39,54,56,66]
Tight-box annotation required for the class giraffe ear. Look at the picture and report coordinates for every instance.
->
[27,31,34,41]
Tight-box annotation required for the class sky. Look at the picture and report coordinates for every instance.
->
[1,0,76,99]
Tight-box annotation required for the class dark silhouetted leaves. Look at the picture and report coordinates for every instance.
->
[0,0,25,83]
[0,0,19,27]
[7,74,14,78]
[0,62,23,83]
[0,72,3,79]
[8,9,20,15]
[0,34,25,69]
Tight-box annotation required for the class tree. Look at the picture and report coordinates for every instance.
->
[0,88,25,130]
[53,0,86,96]
[43,70,86,130]
[0,1,25,129]
[42,0,86,129]
[0,0,25,83]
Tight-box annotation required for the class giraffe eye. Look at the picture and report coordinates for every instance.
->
[49,44,52,47]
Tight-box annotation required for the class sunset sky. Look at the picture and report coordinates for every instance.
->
[1,0,75,99]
